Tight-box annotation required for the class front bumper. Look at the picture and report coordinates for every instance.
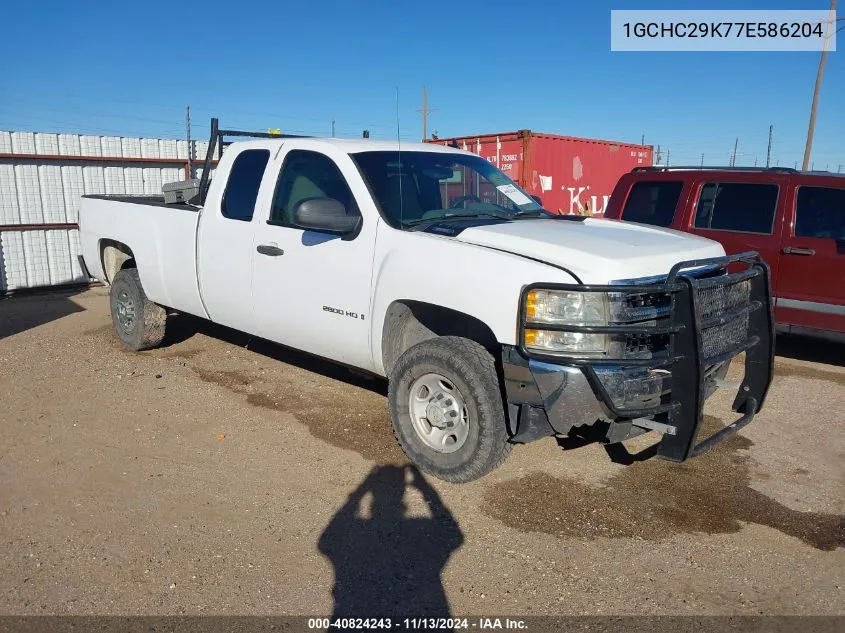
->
[502,252,775,462]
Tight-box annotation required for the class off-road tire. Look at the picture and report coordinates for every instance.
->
[388,336,512,483]
[109,268,167,351]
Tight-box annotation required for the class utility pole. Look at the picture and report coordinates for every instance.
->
[417,86,437,141]
[641,134,645,145]
[185,105,192,179]
[766,125,773,167]
[803,0,837,170]
[700,153,704,167]
[730,138,739,167]
[754,157,758,167]
[331,120,336,138]
[838,164,842,173]
[655,144,661,165]
[666,149,670,166]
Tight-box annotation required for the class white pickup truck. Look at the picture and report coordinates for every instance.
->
[79,121,775,482]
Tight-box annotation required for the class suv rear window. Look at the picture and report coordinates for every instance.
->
[693,182,778,234]
[620,181,683,227]
[795,186,845,239]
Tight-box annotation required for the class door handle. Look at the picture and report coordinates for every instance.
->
[257,244,285,256]
[782,246,815,256]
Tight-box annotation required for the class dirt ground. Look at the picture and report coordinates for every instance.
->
[0,288,842,617]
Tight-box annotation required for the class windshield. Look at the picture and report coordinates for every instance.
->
[351,150,547,228]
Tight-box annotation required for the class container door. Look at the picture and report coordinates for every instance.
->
[775,181,845,334]
[685,176,785,281]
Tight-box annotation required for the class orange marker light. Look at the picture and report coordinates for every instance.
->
[526,291,538,319]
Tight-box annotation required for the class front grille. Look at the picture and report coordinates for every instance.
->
[614,271,753,363]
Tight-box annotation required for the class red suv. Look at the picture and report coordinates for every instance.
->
[605,167,845,341]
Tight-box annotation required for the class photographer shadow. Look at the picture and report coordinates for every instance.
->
[318,465,463,625]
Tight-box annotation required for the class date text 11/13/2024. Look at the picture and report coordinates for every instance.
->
[307,617,528,630]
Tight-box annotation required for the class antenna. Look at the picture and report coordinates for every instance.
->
[397,86,403,228]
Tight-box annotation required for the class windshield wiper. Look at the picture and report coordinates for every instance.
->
[512,209,552,219]
[402,211,513,227]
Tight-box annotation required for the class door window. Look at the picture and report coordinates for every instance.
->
[620,181,683,227]
[693,182,778,234]
[221,150,270,221]
[270,150,358,226]
[795,186,845,239]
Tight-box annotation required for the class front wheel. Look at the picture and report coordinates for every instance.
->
[388,337,512,483]
[109,268,167,351]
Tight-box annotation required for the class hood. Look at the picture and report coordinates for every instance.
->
[454,217,725,283]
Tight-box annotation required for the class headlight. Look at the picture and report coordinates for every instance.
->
[523,289,609,356]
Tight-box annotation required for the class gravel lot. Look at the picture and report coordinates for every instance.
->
[0,288,842,617]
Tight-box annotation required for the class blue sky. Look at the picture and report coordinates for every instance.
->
[0,0,841,170]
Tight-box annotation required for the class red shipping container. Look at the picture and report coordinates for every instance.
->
[427,131,652,216]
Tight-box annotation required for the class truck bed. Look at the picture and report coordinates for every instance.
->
[83,195,200,212]
[79,195,207,319]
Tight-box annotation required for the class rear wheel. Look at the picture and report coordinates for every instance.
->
[388,336,511,483]
[109,268,167,351]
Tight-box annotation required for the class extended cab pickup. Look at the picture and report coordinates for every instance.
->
[79,123,775,482]
[605,166,845,341]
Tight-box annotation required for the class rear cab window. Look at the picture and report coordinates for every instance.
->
[221,149,271,221]
[693,182,779,234]
[620,181,683,227]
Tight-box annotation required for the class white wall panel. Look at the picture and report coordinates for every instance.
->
[162,167,183,186]
[1,232,27,289]
[0,131,12,154]
[140,138,160,158]
[0,165,19,224]
[23,231,50,287]
[61,166,84,222]
[80,136,102,156]
[46,230,73,284]
[124,168,144,194]
[101,136,122,157]
[58,134,81,156]
[104,166,126,195]
[11,132,36,154]
[15,164,43,223]
[121,137,141,158]
[38,164,66,222]
[160,139,178,159]
[68,229,83,279]
[82,165,105,195]
[194,140,209,161]
[35,133,60,155]
[142,167,163,194]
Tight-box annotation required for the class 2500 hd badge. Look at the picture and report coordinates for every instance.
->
[323,305,365,320]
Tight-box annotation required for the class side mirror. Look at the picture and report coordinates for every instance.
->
[292,197,361,235]
[530,194,543,205]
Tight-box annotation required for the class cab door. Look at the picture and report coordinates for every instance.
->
[685,175,786,281]
[775,179,845,334]
[250,146,377,371]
